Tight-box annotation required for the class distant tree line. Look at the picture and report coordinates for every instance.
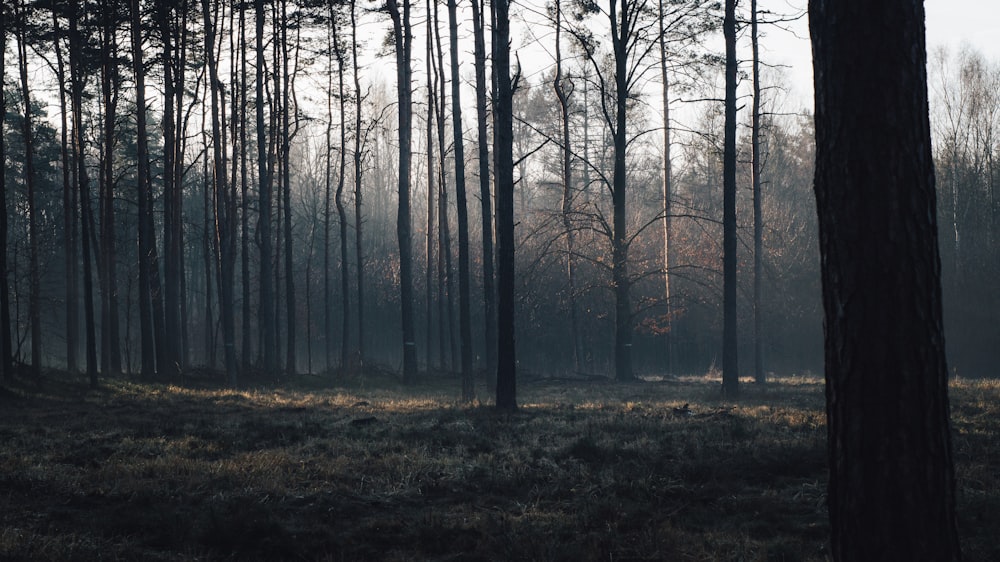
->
[0,0,995,396]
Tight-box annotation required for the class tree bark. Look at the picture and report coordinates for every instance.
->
[810,1,961,559]
[493,0,516,411]
[470,0,496,388]
[751,0,764,386]
[0,7,12,380]
[721,0,739,397]
[256,0,276,374]
[201,0,238,385]
[447,0,474,401]
[16,0,41,378]
[67,7,97,385]
[98,2,122,377]
[351,0,366,364]
[52,12,79,375]
[387,0,418,384]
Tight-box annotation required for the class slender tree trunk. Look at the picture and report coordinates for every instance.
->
[324,7,335,373]
[611,0,633,383]
[256,0,276,374]
[447,0,474,401]
[810,1,960,559]
[553,0,581,375]
[332,8,350,370]
[53,13,79,375]
[201,0,238,385]
[470,0,495,388]
[658,0,674,376]
[433,0,458,374]
[99,3,122,376]
[751,0,764,385]
[388,0,418,383]
[425,0,437,371]
[351,0,366,364]
[68,10,97,385]
[160,0,183,378]
[0,9,12,380]
[238,0,251,367]
[721,0,739,397]
[280,0,295,376]
[16,0,41,378]
[493,0,516,411]
[131,0,157,377]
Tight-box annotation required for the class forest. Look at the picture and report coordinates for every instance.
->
[0,0,995,559]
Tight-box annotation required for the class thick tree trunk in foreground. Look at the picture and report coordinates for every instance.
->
[810,1,961,559]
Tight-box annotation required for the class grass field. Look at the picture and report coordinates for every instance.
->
[0,368,997,561]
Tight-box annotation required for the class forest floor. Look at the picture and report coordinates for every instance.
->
[0,367,997,561]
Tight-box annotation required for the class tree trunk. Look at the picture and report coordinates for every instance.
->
[68,8,97,385]
[387,0,418,384]
[52,12,79,375]
[201,0,238,385]
[256,0,276,375]
[16,0,41,378]
[160,0,183,378]
[131,0,156,378]
[99,2,122,376]
[0,8,11,380]
[810,1,961,559]
[332,8,350,371]
[425,0,437,371]
[493,0,516,412]
[751,0,764,386]
[721,0,739,397]
[470,0,495,388]
[433,0,457,374]
[351,0,366,364]
[658,0,673,376]
[611,0,633,383]
[280,0,295,376]
[447,0,474,401]
[238,0,251,367]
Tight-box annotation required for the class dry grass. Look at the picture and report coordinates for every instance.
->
[0,369,995,561]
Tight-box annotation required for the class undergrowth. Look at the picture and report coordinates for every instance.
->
[0,370,995,560]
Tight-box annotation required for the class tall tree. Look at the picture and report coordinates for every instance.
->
[0,4,11,381]
[446,0,474,401]
[470,0,496,389]
[750,0,764,385]
[657,0,672,376]
[332,2,350,370]
[67,5,97,386]
[494,0,516,411]
[721,0,739,397]
[280,0,296,376]
[256,0,276,374]
[159,0,184,378]
[131,0,157,377]
[387,0,418,383]
[52,10,78,375]
[424,0,438,371]
[15,0,42,378]
[351,0,366,364]
[99,0,123,376]
[201,0,238,384]
[552,0,581,374]
[810,0,960,559]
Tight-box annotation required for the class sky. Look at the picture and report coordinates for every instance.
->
[761,0,1000,110]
